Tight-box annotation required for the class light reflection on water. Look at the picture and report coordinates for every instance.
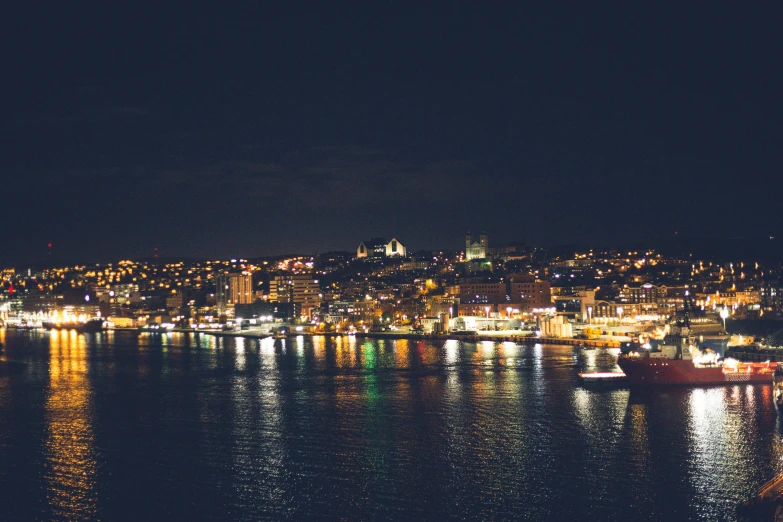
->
[45,329,98,520]
[0,330,782,520]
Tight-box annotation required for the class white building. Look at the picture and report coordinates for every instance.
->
[465,232,488,260]
[357,238,387,258]
[385,238,406,257]
[357,237,406,258]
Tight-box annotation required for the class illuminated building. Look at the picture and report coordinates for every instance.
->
[385,238,406,257]
[554,290,596,321]
[234,301,291,320]
[617,284,661,304]
[356,237,407,259]
[326,300,376,324]
[449,276,551,313]
[760,281,782,312]
[165,293,184,310]
[616,284,660,316]
[216,272,253,315]
[270,274,321,320]
[357,238,388,258]
[426,295,458,317]
[465,232,488,260]
[508,275,552,311]
[591,301,643,319]
[111,284,139,305]
[450,281,506,304]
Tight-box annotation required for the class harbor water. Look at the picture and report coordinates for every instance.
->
[0,329,782,521]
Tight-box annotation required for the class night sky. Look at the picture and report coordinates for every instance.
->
[3,3,782,265]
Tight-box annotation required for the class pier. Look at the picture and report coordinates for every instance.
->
[21,324,628,349]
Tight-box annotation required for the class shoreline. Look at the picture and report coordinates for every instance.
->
[126,327,623,348]
[3,325,624,348]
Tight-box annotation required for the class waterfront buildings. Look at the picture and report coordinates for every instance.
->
[509,275,552,310]
[450,281,506,305]
[325,300,376,326]
[2,233,782,333]
[216,272,253,315]
[270,274,321,320]
[447,275,552,316]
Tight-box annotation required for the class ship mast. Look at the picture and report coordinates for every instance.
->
[680,289,692,329]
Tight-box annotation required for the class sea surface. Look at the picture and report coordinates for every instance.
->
[0,329,782,521]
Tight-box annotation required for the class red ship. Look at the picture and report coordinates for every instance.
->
[617,354,775,386]
[617,308,775,386]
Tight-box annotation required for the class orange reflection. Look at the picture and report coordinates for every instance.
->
[394,339,411,367]
[417,341,439,366]
[45,330,98,519]
[333,335,358,369]
[311,335,326,363]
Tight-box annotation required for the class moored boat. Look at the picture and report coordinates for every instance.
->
[618,311,775,386]
[618,354,775,385]
[43,318,104,333]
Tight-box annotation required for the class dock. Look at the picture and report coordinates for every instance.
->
[126,327,626,348]
[187,329,624,347]
[20,325,628,349]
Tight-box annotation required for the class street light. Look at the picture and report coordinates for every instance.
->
[485,306,490,319]
[506,306,512,319]
[720,307,729,332]
[617,306,623,324]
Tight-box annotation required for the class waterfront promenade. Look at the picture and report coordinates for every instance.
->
[124,326,624,348]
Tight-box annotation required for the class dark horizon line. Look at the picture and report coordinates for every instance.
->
[5,233,782,270]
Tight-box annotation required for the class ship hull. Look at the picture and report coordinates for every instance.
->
[43,320,104,333]
[617,358,773,386]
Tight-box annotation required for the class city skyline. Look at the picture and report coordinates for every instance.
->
[5,232,783,270]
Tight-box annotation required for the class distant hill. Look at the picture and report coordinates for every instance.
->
[546,235,783,263]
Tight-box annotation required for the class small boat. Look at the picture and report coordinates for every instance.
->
[578,372,628,387]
